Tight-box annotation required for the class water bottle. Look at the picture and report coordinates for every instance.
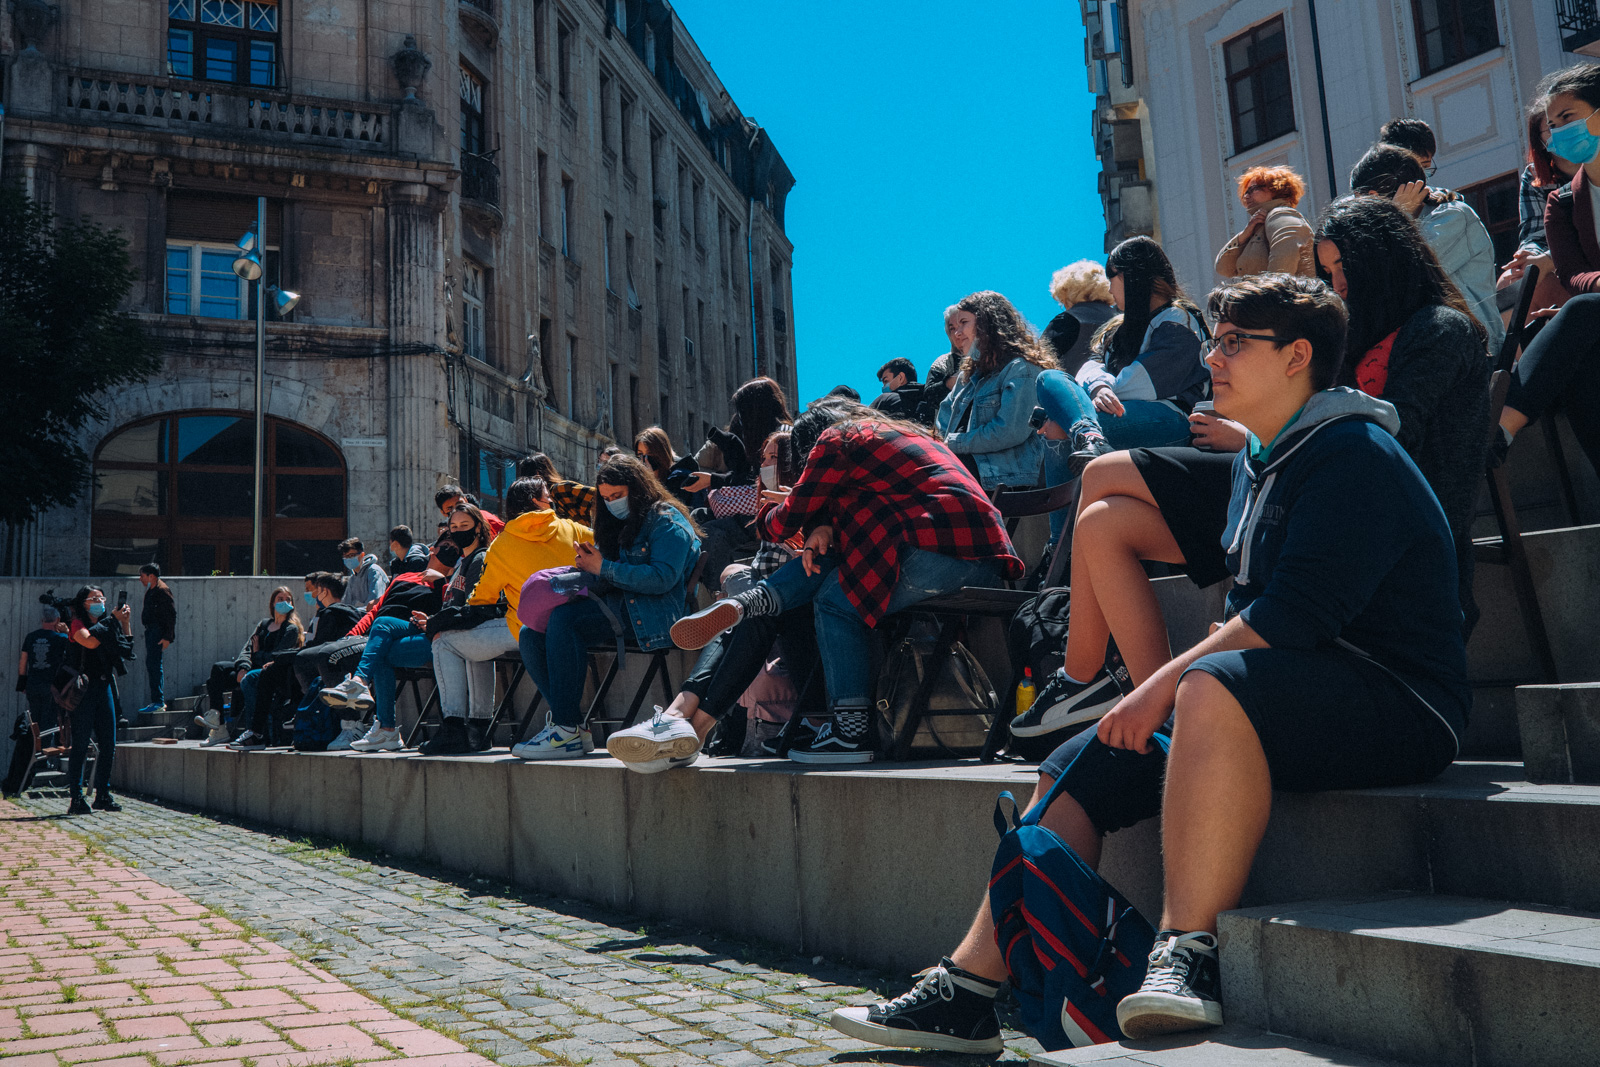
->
[1015,668,1036,716]
[221,695,232,724]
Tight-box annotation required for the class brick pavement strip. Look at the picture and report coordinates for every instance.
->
[3,794,1042,1065]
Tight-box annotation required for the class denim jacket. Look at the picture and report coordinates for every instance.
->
[937,356,1045,489]
[598,503,701,651]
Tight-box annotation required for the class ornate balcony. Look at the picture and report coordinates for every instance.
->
[61,68,390,151]
[460,150,502,230]
[1557,0,1600,56]
[459,0,499,48]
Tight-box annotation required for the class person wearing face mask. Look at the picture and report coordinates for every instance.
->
[223,587,308,750]
[512,456,701,760]
[1492,63,1600,478]
[634,426,699,504]
[1497,102,1577,318]
[337,538,389,610]
[135,563,176,718]
[60,586,134,815]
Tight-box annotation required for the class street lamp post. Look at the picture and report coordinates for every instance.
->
[231,197,300,576]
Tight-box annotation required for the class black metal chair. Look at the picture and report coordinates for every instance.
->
[397,665,441,747]
[1477,265,1559,682]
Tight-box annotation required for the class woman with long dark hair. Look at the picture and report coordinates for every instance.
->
[514,456,702,759]
[1496,64,1600,477]
[223,587,306,750]
[936,290,1057,489]
[1034,237,1210,475]
[634,425,698,502]
[684,377,793,590]
[62,585,134,815]
[1315,194,1490,631]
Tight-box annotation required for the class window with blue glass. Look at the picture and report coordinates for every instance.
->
[165,243,280,319]
[167,0,279,87]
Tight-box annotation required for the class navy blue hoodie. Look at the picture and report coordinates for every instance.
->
[1222,388,1470,740]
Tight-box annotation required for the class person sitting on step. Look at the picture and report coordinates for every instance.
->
[831,272,1470,1052]
[665,400,1023,765]
[512,456,702,761]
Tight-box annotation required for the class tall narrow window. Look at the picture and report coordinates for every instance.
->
[691,178,704,248]
[460,65,486,155]
[624,233,639,308]
[461,260,487,362]
[1224,17,1294,153]
[644,25,656,73]
[167,0,279,86]
[604,213,615,292]
[536,151,550,240]
[561,178,575,257]
[1412,0,1499,76]
[557,21,573,102]
[611,0,627,35]
[620,92,635,167]
[533,0,547,78]
[565,335,578,415]
[599,72,613,149]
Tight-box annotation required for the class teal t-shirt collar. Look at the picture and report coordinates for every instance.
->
[1247,404,1307,464]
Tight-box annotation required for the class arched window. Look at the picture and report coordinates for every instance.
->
[91,412,347,576]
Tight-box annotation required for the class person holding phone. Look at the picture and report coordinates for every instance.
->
[513,456,701,760]
[61,586,134,815]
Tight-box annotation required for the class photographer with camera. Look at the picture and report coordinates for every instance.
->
[61,586,134,815]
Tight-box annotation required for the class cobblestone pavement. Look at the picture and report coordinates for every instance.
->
[0,802,495,1067]
[7,793,1042,1066]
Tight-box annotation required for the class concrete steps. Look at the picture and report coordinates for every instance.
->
[1516,683,1600,784]
[1219,894,1600,1067]
[1032,1025,1413,1065]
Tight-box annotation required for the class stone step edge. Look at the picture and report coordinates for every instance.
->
[1032,1023,1412,1065]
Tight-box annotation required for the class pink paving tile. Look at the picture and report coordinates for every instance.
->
[264,1009,388,1028]
[0,1033,110,1056]
[197,1021,278,1045]
[251,1051,392,1067]
[380,1029,470,1056]
[28,1013,106,1036]
[171,959,240,977]
[295,992,378,1013]
[353,1055,497,1067]
[1,1054,65,1067]
[154,1041,296,1065]
[76,1059,154,1067]
[57,1036,204,1063]
[183,1005,314,1026]
[281,1023,381,1052]
[144,984,219,1005]
[234,962,307,980]
[221,988,296,1008]
[111,1016,192,1040]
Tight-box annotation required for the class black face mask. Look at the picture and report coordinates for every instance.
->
[433,541,462,568]
[448,530,476,550]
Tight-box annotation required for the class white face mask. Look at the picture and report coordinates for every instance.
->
[760,464,779,490]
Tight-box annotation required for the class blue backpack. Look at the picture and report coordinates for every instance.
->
[988,767,1157,1049]
[292,680,339,751]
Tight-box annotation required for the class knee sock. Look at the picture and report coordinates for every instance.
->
[730,582,780,619]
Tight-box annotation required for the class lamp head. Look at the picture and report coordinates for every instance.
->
[269,287,301,315]
[232,249,263,281]
[234,229,258,254]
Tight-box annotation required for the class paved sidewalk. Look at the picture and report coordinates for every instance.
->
[0,804,496,1067]
[4,794,1041,1065]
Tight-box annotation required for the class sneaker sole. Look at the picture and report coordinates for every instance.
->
[1009,692,1122,737]
[320,691,355,708]
[512,747,586,761]
[788,748,874,765]
[350,741,403,752]
[669,602,741,651]
[829,1007,1002,1055]
[1115,991,1223,1040]
[625,753,700,774]
[606,732,702,763]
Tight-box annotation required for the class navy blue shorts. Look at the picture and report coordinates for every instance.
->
[1037,647,1461,834]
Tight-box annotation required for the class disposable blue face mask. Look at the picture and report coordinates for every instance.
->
[343,555,360,571]
[303,591,318,606]
[605,496,631,520]
[87,601,106,617]
[1549,112,1600,166]
[274,601,294,616]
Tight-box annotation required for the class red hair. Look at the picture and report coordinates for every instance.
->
[1236,166,1307,208]
[1527,104,1560,188]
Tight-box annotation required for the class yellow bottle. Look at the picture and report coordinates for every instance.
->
[1016,667,1036,715]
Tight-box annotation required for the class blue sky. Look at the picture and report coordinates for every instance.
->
[671,0,1108,406]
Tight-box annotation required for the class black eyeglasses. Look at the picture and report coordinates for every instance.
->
[1202,332,1290,357]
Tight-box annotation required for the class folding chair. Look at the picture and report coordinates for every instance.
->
[884,482,1077,762]
[1478,265,1559,682]
[580,552,708,739]
[398,665,441,747]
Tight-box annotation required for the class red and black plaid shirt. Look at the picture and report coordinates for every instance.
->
[756,424,1023,626]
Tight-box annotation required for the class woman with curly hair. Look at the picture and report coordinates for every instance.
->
[936,290,1058,490]
[1214,165,1316,278]
[1042,260,1120,375]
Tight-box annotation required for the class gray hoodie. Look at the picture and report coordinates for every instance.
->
[340,553,389,608]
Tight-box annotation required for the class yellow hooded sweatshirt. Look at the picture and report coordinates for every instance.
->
[466,509,593,636]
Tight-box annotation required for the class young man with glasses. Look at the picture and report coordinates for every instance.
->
[832,273,1468,1051]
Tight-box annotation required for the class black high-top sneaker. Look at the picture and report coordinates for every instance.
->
[92,789,122,812]
[830,957,1003,1054]
[788,703,874,764]
[1116,930,1223,1039]
[419,717,471,755]
[67,789,91,816]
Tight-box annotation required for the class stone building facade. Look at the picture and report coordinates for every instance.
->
[1,0,796,577]
[1079,0,1580,294]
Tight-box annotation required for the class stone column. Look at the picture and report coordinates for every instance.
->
[386,182,448,531]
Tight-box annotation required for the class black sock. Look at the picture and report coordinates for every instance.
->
[732,583,780,618]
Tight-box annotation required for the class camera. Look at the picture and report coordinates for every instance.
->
[38,589,74,616]
[1028,406,1050,430]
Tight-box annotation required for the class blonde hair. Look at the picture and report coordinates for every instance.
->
[1049,260,1114,308]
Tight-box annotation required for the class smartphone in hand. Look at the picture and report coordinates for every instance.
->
[117,590,128,608]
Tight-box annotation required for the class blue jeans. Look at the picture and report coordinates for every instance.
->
[813,548,1002,706]
[239,669,262,720]
[143,628,165,706]
[357,616,433,728]
[519,599,633,728]
[763,554,838,613]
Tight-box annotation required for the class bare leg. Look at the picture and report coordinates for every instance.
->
[948,774,1105,980]
[1500,406,1529,438]
[1158,671,1272,933]
[662,691,719,740]
[1069,495,1185,686]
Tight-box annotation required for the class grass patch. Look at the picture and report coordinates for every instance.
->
[95,959,113,975]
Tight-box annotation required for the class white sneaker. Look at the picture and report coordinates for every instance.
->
[199,727,231,747]
[325,720,366,751]
[626,752,700,774]
[511,722,587,760]
[194,709,222,731]
[606,707,702,764]
[350,723,402,752]
[322,675,375,711]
